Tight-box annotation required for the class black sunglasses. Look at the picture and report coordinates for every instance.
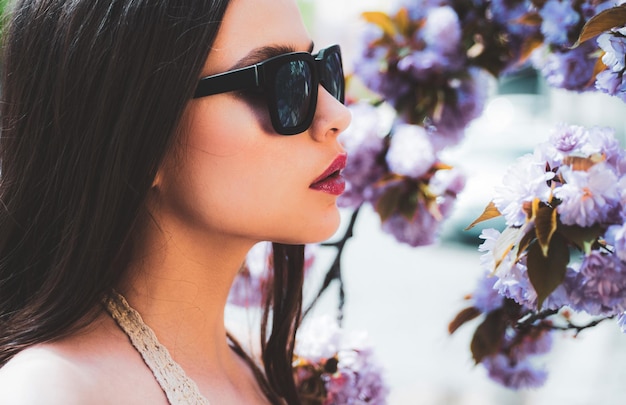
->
[194,45,345,136]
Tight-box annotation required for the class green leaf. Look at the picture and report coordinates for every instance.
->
[465,201,502,230]
[362,11,397,38]
[448,306,482,334]
[574,4,626,47]
[534,204,557,257]
[526,234,569,310]
[470,309,506,364]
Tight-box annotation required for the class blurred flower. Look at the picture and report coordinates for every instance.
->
[539,0,580,46]
[386,124,435,178]
[533,42,598,91]
[471,271,503,313]
[566,251,626,316]
[482,354,548,389]
[294,316,389,404]
[338,103,390,209]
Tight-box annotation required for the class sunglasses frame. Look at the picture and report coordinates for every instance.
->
[194,45,344,135]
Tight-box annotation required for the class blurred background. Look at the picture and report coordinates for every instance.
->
[292,0,626,404]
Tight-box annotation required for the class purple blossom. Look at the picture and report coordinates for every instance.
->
[490,0,534,37]
[338,103,390,209]
[397,0,452,20]
[422,6,462,54]
[492,154,555,226]
[547,122,587,154]
[381,210,439,247]
[582,126,625,167]
[426,68,490,150]
[598,32,626,72]
[565,251,626,316]
[539,0,581,46]
[295,316,389,405]
[553,163,620,227]
[605,223,626,262]
[512,329,553,358]
[534,42,598,91]
[429,166,466,196]
[595,69,626,101]
[482,354,548,389]
[385,124,435,178]
[471,271,504,313]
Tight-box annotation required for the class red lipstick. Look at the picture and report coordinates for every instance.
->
[310,153,347,195]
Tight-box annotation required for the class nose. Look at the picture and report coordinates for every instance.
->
[309,85,351,142]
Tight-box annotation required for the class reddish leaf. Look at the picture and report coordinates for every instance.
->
[562,154,604,171]
[470,309,506,364]
[574,4,626,47]
[534,203,557,257]
[515,11,542,26]
[517,33,545,65]
[558,223,604,254]
[397,188,419,221]
[465,201,502,230]
[526,234,569,309]
[375,185,403,222]
[395,7,411,37]
[516,227,536,261]
[448,306,482,334]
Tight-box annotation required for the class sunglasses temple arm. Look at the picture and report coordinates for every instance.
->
[194,65,260,98]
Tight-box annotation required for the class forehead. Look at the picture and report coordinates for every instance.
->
[203,0,312,76]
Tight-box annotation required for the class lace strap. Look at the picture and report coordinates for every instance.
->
[104,291,211,405]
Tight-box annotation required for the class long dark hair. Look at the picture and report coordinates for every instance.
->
[0,1,304,403]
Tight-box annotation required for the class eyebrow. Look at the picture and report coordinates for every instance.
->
[229,41,315,70]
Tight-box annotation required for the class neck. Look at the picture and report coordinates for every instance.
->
[118,212,257,380]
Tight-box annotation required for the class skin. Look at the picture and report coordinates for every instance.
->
[0,0,351,403]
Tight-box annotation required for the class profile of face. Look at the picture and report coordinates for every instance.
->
[152,0,351,246]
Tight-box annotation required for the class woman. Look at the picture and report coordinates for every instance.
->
[0,0,351,403]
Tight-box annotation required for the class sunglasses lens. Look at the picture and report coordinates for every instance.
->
[275,60,313,130]
[323,51,344,103]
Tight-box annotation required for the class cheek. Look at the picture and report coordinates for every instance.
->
[157,99,341,243]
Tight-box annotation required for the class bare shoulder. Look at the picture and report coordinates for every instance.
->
[0,345,97,404]
[0,313,166,404]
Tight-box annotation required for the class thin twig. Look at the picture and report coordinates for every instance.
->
[303,207,361,325]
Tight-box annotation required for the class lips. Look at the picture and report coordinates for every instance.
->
[309,153,347,195]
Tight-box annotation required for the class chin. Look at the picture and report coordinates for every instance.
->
[273,210,342,245]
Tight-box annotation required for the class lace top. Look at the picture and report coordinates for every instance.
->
[104,291,211,405]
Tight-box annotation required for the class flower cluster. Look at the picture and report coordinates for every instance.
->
[589,4,626,101]
[293,316,389,405]
[530,0,617,92]
[354,2,493,148]
[450,123,626,389]
[339,103,465,247]
[344,1,626,248]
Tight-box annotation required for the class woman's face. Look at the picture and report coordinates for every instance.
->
[154,0,351,246]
